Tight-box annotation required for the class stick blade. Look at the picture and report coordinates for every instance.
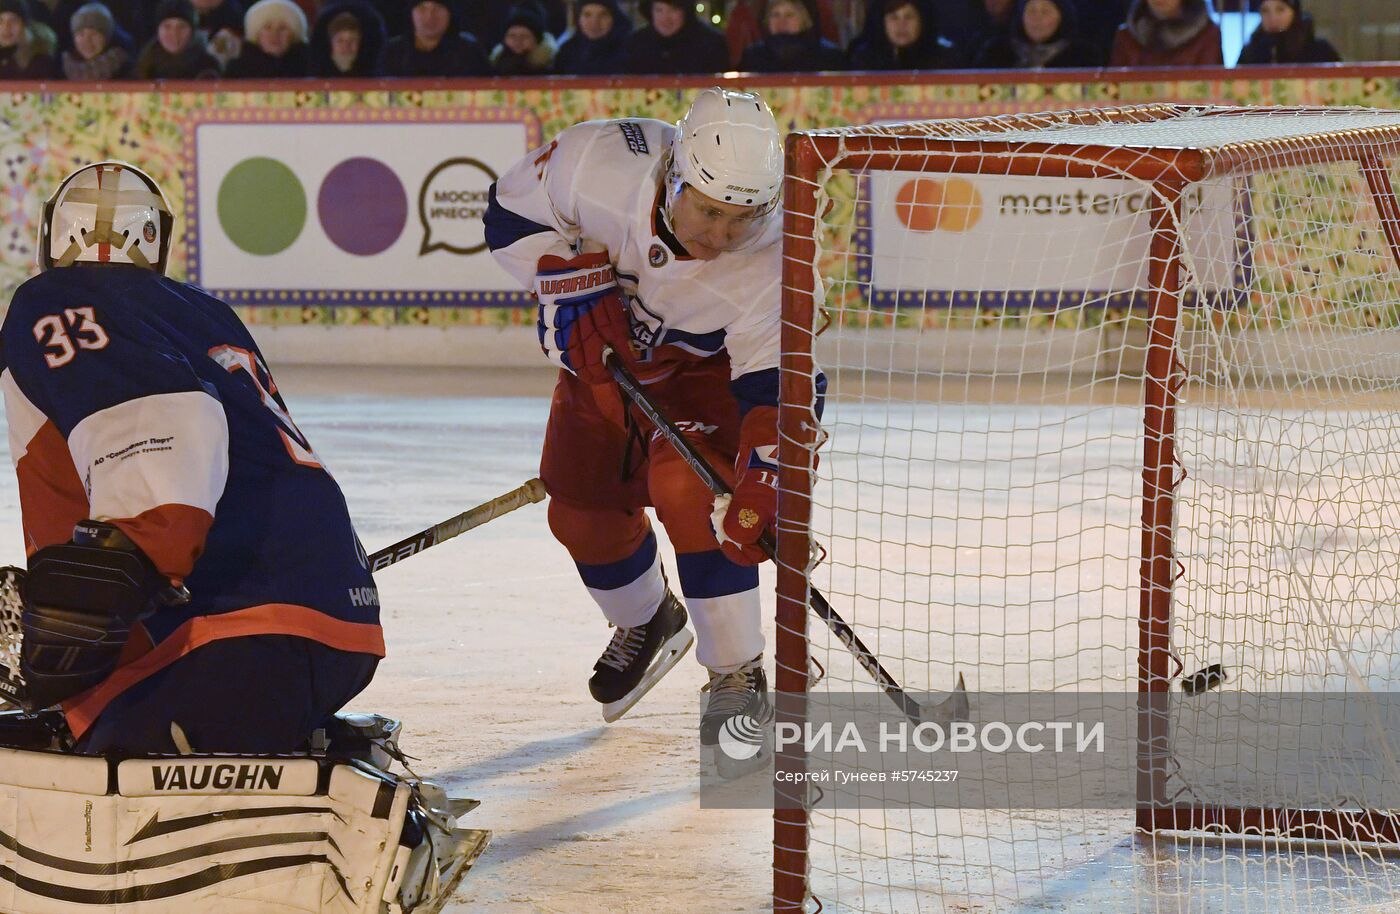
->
[911,672,969,726]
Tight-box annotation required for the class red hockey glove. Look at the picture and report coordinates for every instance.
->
[716,406,779,566]
[535,251,636,385]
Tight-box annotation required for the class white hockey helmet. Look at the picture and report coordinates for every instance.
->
[39,161,173,274]
[670,87,782,205]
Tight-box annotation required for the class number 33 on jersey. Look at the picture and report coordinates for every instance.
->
[0,264,372,645]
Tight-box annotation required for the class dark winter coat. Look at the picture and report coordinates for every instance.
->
[724,0,839,67]
[937,0,1010,58]
[225,39,309,76]
[848,0,960,71]
[61,43,130,78]
[380,0,566,48]
[552,0,629,75]
[737,0,845,73]
[307,0,386,76]
[1108,0,1221,68]
[133,33,221,77]
[0,39,55,78]
[1237,12,1339,66]
[622,1,729,75]
[381,29,489,76]
[490,30,555,75]
[739,31,845,72]
[1075,0,1129,59]
[973,0,1098,70]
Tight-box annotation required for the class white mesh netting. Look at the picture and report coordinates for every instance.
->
[779,106,1400,914]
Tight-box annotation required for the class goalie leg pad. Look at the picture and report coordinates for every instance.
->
[0,731,486,912]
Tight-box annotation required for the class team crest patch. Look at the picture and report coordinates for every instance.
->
[648,243,668,268]
[738,508,761,530]
[142,221,156,243]
[619,122,650,156]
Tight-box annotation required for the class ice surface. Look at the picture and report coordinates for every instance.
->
[0,368,772,914]
[2,367,1397,913]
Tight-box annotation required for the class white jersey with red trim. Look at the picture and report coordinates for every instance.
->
[485,117,781,379]
[0,264,384,735]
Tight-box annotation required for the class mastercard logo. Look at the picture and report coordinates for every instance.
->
[894,177,984,233]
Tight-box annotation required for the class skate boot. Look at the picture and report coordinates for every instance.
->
[701,655,773,780]
[589,587,694,722]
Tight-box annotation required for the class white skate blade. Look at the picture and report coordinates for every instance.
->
[714,737,773,781]
[601,627,695,722]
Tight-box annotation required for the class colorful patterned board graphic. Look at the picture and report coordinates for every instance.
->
[0,74,1394,326]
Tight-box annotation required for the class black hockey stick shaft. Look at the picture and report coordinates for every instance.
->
[605,351,924,722]
[368,478,548,571]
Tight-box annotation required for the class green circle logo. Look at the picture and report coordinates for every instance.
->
[217,157,306,256]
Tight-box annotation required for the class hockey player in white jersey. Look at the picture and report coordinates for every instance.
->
[486,88,798,757]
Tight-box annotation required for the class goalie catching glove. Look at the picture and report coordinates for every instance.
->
[535,250,637,385]
[20,520,187,710]
[713,406,779,566]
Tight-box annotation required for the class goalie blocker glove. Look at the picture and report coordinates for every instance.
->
[535,250,637,385]
[714,405,779,566]
[20,520,187,710]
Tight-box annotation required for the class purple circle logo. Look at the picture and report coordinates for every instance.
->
[317,157,408,257]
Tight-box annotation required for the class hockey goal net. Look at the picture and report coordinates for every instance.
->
[776,105,1400,913]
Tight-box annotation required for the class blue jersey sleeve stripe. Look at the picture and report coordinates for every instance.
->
[484,183,556,252]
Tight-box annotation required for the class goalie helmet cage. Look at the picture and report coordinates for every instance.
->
[776,105,1400,913]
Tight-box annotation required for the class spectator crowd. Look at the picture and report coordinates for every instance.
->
[0,0,1343,80]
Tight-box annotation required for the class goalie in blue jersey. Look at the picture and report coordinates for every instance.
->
[0,161,386,754]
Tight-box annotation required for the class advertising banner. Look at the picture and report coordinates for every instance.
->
[865,172,1245,309]
[0,72,1392,328]
[189,109,542,307]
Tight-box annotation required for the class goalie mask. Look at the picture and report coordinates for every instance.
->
[39,161,173,274]
[663,87,783,253]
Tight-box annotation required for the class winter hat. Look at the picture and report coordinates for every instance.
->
[70,1,115,37]
[504,2,545,41]
[643,0,688,16]
[326,10,360,36]
[244,0,307,41]
[0,0,30,22]
[154,0,196,27]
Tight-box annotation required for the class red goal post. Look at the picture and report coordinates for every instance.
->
[776,105,1400,913]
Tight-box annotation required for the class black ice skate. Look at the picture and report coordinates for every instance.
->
[701,655,773,780]
[590,588,694,722]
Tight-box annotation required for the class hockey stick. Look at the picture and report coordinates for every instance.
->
[604,351,964,724]
[0,481,551,711]
[368,478,548,571]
